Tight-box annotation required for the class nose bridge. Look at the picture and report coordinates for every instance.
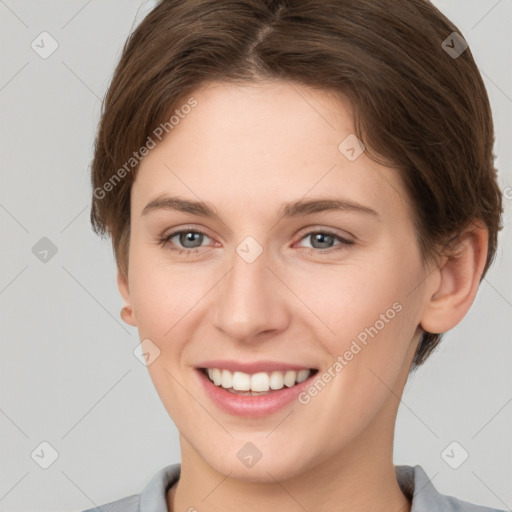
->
[212,242,288,341]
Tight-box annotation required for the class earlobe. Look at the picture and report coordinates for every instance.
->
[117,268,137,326]
[420,223,488,335]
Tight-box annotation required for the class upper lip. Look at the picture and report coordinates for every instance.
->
[196,360,317,374]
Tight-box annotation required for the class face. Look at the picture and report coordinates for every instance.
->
[120,80,431,482]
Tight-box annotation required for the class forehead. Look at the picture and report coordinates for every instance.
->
[132,80,410,222]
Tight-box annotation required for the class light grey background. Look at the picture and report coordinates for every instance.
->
[0,1,511,511]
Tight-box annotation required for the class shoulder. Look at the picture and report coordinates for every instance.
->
[395,464,507,512]
[80,463,181,512]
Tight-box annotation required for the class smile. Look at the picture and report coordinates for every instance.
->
[196,365,320,417]
[201,367,316,394]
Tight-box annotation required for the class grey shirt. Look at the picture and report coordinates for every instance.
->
[82,463,506,512]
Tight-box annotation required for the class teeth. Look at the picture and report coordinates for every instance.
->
[204,368,313,392]
[269,371,284,390]
[221,369,233,389]
[283,370,296,387]
[233,371,251,391]
[212,368,222,386]
[250,372,269,392]
[296,369,310,383]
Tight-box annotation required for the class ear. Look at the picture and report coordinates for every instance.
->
[117,268,137,326]
[420,222,489,334]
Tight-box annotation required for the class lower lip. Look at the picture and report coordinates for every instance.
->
[196,369,317,418]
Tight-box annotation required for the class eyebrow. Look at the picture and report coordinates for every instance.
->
[141,195,380,220]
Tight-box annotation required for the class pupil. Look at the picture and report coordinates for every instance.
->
[313,233,332,249]
[182,232,201,248]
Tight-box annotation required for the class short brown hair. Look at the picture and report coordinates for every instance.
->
[90,0,503,370]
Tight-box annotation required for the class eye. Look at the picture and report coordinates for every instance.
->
[295,229,354,253]
[158,228,213,254]
[158,227,354,255]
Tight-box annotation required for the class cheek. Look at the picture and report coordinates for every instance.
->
[291,249,422,417]
[290,258,409,352]
[128,243,208,337]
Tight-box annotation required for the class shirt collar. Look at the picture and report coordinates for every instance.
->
[137,463,470,512]
[138,464,180,512]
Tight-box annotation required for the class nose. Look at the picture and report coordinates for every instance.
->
[212,247,290,344]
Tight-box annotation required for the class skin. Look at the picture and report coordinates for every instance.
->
[117,80,488,512]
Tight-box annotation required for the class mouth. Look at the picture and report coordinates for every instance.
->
[198,367,319,396]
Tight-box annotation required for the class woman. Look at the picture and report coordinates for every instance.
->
[86,0,505,510]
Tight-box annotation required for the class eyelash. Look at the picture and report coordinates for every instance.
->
[157,227,354,256]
